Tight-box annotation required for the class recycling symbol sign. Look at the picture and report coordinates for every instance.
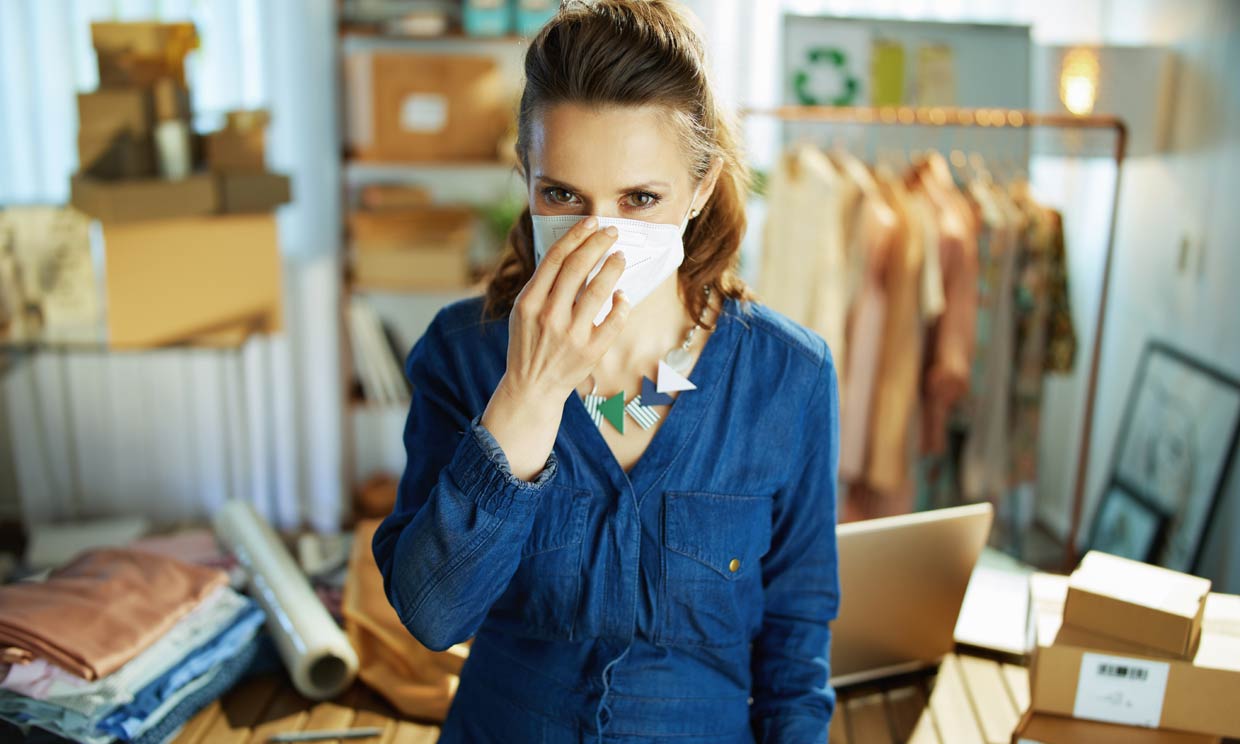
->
[793,46,860,106]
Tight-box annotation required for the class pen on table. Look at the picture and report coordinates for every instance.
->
[268,726,383,742]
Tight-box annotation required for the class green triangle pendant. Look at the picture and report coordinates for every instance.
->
[599,391,625,433]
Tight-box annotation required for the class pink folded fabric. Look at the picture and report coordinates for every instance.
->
[0,547,227,681]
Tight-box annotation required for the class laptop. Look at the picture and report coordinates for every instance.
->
[829,502,994,687]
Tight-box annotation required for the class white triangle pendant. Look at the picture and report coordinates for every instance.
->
[657,359,696,394]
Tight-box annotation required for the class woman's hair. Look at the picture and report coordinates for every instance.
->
[481,0,754,328]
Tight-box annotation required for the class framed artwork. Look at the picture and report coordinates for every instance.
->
[1109,341,1240,572]
[1087,483,1167,563]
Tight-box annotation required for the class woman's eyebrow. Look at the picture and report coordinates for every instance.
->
[535,174,672,193]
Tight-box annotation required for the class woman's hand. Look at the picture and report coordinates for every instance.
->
[480,216,631,481]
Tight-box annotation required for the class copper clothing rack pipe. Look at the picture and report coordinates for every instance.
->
[739,105,1128,571]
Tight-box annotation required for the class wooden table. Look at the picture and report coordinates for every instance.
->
[830,651,1029,744]
[173,650,1027,744]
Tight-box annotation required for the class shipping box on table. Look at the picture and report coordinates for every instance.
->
[1030,589,1240,739]
[348,207,474,290]
[1065,551,1209,658]
[218,172,291,214]
[71,174,217,223]
[347,52,508,162]
[102,214,283,348]
[1012,710,1220,744]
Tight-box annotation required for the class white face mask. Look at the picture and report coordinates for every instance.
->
[530,185,700,326]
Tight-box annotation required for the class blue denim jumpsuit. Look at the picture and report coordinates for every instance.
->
[372,295,841,743]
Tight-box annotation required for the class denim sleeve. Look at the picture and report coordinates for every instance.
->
[749,348,842,743]
[371,315,559,652]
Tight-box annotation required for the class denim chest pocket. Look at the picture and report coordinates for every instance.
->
[489,485,591,641]
[660,490,773,647]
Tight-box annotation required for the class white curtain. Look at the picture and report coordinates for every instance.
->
[0,0,344,533]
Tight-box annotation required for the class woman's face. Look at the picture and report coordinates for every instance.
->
[526,103,699,225]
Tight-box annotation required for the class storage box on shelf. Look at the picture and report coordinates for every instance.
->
[345,51,509,162]
[348,205,477,291]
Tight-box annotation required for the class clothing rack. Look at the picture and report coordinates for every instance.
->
[740,105,1128,570]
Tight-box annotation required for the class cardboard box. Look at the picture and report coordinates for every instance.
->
[348,206,474,250]
[1030,592,1240,738]
[152,78,192,122]
[350,52,507,162]
[77,89,154,136]
[359,184,432,210]
[218,172,292,213]
[102,214,282,348]
[225,109,270,132]
[92,22,198,87]
[71,173,217,222]
[349,207,474,289]
[206,129,266,173]
[1065,551,1209,658]
[77,132,156,180]
[1012,711,1221,744]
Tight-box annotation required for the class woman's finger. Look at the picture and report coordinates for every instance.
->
[522,215,600,303]
[589,289,631,352]
[545,225,618,319]
[573,249,626,331]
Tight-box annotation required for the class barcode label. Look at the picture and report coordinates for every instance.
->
[1073,652,1169,728]
[1097,663,1149,681]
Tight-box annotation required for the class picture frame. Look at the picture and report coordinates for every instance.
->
[1108,341,1240,572]
[1086,482,1167,563]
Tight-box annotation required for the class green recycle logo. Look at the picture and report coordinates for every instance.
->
[793,46,859,106]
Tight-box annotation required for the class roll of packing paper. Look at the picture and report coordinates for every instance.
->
[213,500,359,700]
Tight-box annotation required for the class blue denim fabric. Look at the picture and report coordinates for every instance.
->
[372,295,841,743]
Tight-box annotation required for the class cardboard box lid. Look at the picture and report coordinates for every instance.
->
[91,22,199,58]
[70,173,217,223]
[1070,552,1211,621]
[1013,710,1221,744]
[1065,551,1209,656]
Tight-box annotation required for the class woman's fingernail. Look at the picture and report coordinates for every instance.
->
[615,250,626,263]
[605,226,619,237]
[583,216,598,229]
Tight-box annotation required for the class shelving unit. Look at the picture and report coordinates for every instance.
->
[333,3,533,489]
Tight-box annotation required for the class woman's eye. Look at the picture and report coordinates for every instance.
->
[625,191,661,209]
[544,187,577,204]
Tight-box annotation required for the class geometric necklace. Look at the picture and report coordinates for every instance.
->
[582,286,711,434]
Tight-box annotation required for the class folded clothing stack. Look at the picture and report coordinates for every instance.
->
[0,547,271,743]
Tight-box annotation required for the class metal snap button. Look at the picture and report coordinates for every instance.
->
[729,558,740,572]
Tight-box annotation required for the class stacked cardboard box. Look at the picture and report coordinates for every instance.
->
[1018,552,1240,743]
[68,22,290,348]
[348,203,477,290]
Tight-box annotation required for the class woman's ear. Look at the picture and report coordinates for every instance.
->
[692,155,725,215]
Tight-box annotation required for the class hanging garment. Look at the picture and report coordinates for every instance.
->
[913,164,979,457]
[0,548,228,681]
[1042,209,1077,373]
[344,518,468,722]
[864,171,925,504]
[834,150,898,483]
[960,178,1022,503]
[759,144,849,371]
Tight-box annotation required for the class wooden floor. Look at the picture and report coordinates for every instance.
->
[173,650,1028,744]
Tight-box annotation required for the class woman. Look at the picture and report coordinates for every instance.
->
[371,2,841,741]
